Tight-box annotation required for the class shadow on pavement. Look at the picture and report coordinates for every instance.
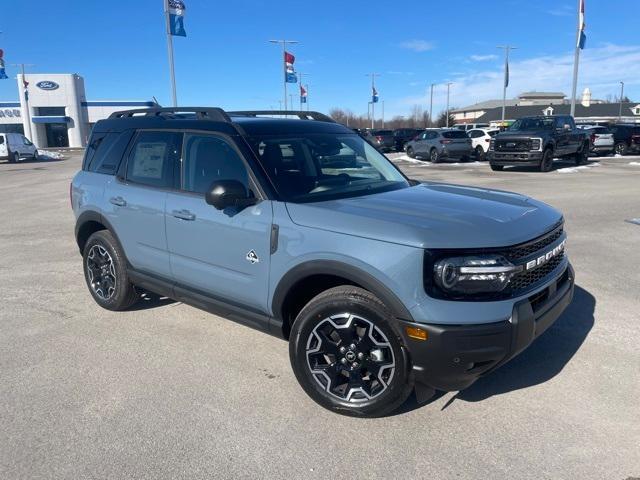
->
[395,285,595,414]
[129,291,176,311]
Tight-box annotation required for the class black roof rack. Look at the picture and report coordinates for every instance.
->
[108,107,231,122]
[227,110,336,123]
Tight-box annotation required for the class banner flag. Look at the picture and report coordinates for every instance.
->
[285,51,297,83]
[0,49,8,80]
[168,0,187,37]
[577,0,586,49]
[372,85,379,103]
[300,84,307,103]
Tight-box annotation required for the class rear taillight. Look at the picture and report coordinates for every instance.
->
[485,138,491,142]
[376,136,383,141]
[440,139,453,144]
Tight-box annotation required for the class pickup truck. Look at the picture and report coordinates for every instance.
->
[488,115,590,172]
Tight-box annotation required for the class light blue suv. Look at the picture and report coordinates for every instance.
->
[71,107,574,417]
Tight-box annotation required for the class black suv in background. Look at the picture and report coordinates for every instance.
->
[610,124,640,156]
[488,115,589,172]
[393,128,424,152]
[369,129,395,152]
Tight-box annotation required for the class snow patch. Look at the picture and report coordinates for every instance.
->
[395,156,431,165]
[629,162,640,166]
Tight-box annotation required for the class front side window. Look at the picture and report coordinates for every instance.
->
[182,134,249,194]
[247,133,408,202]
[126,131,183,188]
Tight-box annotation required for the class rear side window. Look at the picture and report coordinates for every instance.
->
[442,130,468,139]
[126,131,183,188]
[85,130,135,174]
[0,135,4,145]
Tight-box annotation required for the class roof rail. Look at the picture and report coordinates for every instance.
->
[108,107,231,122]
[227,110,336,123]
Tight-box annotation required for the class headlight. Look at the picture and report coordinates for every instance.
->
[433,255,521,295]
[489,139,495,151]
[531,138,542,151]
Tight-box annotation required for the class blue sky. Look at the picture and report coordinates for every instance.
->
[1,0,638,118]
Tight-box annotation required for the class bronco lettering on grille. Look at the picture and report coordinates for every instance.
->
[524,239,566,271]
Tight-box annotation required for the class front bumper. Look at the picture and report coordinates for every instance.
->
[399,263,574,392]
[488,151,543,166]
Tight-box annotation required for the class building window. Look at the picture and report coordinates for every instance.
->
[543,106,554,116]
[37,106,66,116]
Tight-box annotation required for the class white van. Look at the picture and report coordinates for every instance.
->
[0,133,39,163]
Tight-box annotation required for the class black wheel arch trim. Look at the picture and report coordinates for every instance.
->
[75,210,127,261]
[271,260,414,325]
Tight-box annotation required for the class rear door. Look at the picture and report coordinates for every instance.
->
[105,130,182,279]
[165,132,273,314]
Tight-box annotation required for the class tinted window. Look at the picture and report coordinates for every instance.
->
[0,136,4,145]
[86,130,135,174]
[126,131,182,188]
[468,130,482,138]
[182,134,248,194]
[442,130,468,139]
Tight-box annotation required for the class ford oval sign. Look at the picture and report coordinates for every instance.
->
[36,81,60,91]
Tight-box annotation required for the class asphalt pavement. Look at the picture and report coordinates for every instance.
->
[1,152,638,479]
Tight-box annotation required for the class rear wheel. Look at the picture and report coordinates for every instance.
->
[289,286,412,417]
[83,230,139,311]
[9,151,19,163]
[490,164,504,171]
[575,143,589,165]
[430,148,440,163]
[540,149,554,172]
[615,142,628,156]
[475,145,485,161]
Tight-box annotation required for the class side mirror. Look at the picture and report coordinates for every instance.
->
[205,180,257,210]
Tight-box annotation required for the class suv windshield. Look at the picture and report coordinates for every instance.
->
[247,133,409,203]
[508,117,555,131]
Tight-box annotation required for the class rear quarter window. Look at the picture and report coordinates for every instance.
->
[86,130,135,175]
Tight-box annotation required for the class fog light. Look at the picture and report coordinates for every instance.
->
[405,326,428,341]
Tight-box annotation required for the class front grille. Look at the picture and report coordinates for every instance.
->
[505,222,564,260]
[495,139,531,152]
[508,253,565,292]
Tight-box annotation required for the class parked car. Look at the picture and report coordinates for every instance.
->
[393,128,424,152]
[468,128,500,161]
[583,126,614,156]
[369,129,395,152]
[72,107,574,417]
[405,128,473,162]
[610,124,640,156]
[453,123,490,131]
[0,132,39,163]
[488,115,590,172]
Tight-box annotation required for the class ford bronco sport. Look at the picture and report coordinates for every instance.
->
[72,107,574,417]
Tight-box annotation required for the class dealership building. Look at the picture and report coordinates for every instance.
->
[0,73,155,148]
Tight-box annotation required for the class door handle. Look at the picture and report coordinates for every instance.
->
[109,196,127,207]
[172,209,196,221]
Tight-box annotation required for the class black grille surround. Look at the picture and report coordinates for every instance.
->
[424,220,567,301]
[495,139,532,152]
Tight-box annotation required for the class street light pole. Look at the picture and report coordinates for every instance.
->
[445,82,453,128]
[429,83,436,127]
[497,45,517,123]
[569,0,582,117]
[269,39,299,111]
[618,81,625,120]
[366,73,380,129]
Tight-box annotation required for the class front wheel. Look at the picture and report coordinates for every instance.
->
[9,151,19,163]
[540,149,554,172]
[575,144,589,165]
[289,286,412,417]
[83,230,139,311]
[32,150,40,161]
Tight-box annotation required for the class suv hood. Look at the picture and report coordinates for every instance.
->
[285,183,562,249]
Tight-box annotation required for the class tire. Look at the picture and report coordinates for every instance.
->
[490,164,504,171]
[475,145,485,161]
[540,149,554,172]
[33,150,39,160]
[83,230,139,311]
[406,146,415,159]
[9,151,19,163]
[615,142,628,156]
[429,148,440,163]
[289,286,412,417]
[575,143,589,165]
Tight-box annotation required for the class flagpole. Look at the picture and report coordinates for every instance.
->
[164,0,178,107]
[10,63,35,141]
[569,0,582,117]
[497,45,517,123]
[366,73,380,129]
[445,82,453,128]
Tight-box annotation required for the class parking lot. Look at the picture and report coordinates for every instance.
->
[1,151,639,479]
